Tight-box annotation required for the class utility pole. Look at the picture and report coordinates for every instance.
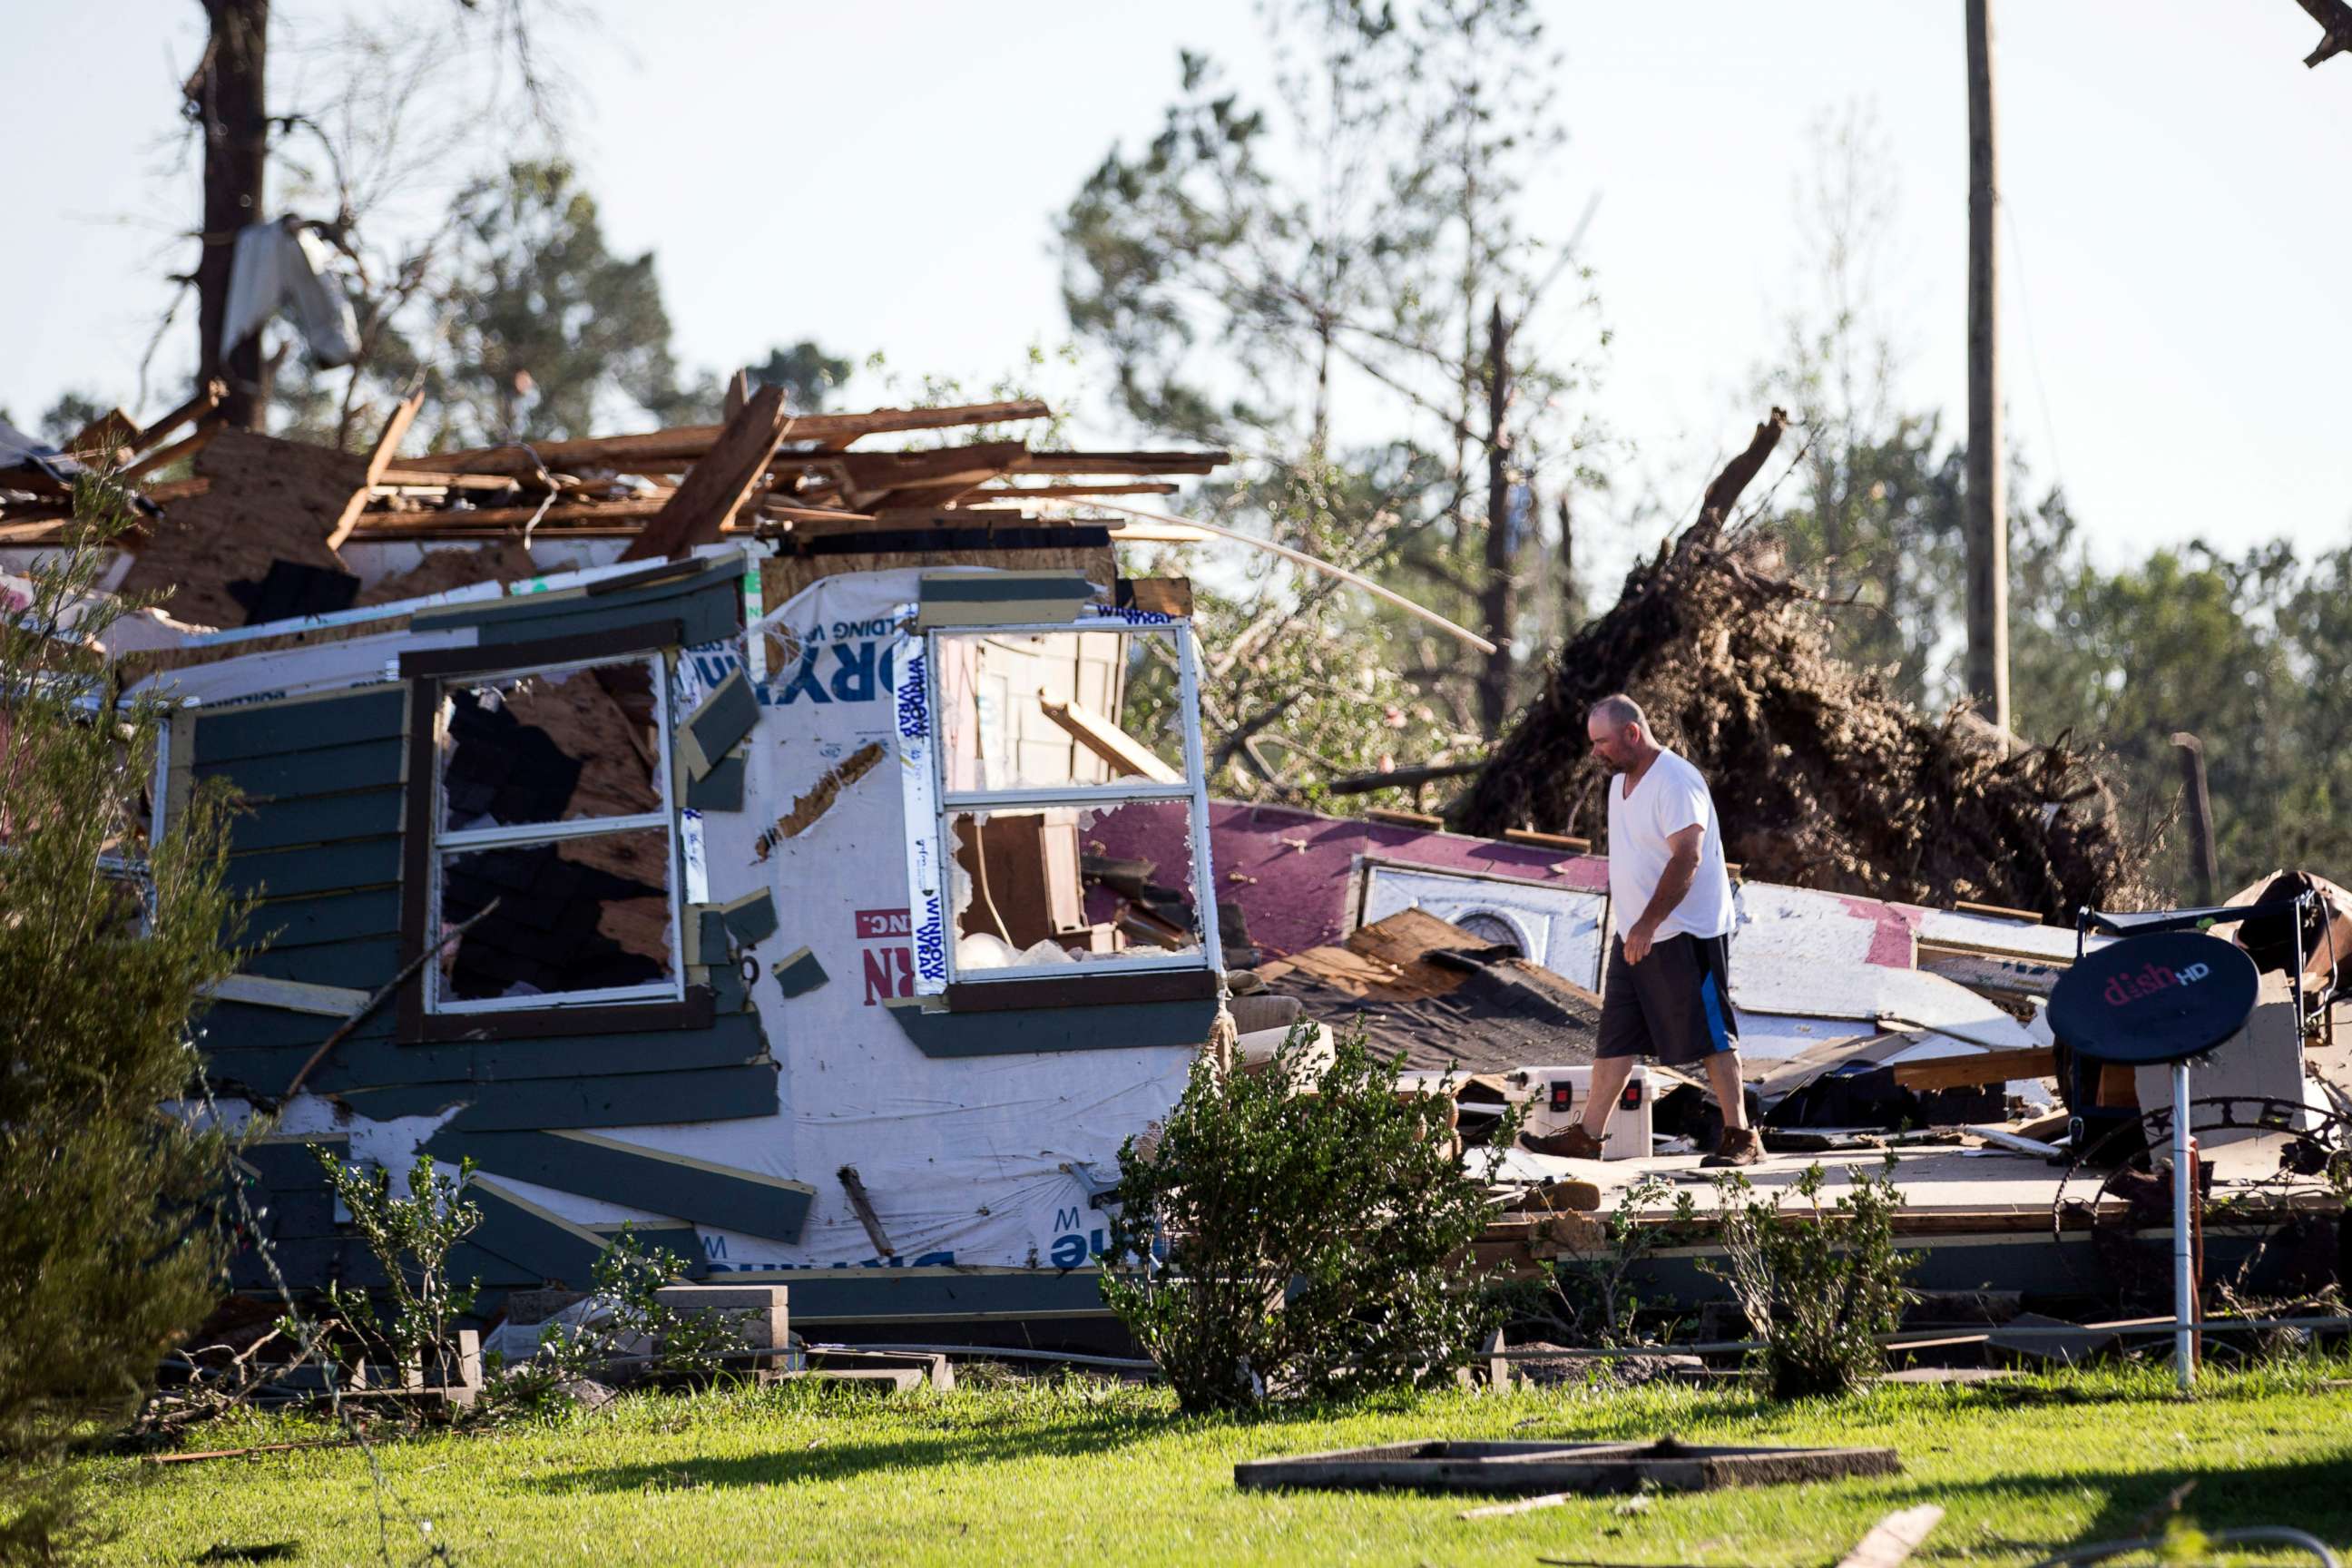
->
[191,0,270,429]
[1477,299,1516,738]
[1965,0,2009,731]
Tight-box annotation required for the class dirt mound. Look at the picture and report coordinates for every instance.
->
[1450,515,2149,918]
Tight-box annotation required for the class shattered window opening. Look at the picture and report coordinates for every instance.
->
[426,652,682,1014]
[925,622,1220,987]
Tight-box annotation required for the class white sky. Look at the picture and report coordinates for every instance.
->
[7,1,2349,576]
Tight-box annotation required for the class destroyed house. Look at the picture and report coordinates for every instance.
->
[149,541,1230,1325]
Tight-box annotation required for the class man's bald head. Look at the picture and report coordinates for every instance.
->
[1586,693,1653,770]
[1589,694,1646,732]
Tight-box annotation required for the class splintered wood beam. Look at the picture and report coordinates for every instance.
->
[1016,450,1227,476]
[132,379,226,451]
[326,390,426,550]
[373,470,545,491]
[122,416,226,483]
[841,440,1029,509]
[426,398,1054,475]
[956,482,1181,505]
[2294,0,2352,64]
[619,382,794,562]
[65,407,140,467]
[1039,698,1184,783]
[350,498,671,532]
[1889,1046,2055,1093]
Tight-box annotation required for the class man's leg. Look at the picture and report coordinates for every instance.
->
[1579,1054,1638,1140]
[1704,1049,1749,1132]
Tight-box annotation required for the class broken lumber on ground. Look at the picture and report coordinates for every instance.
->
[1451,410,2148,920]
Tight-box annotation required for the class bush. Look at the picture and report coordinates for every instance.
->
[315,1149,482,1390]
[1544,1173,1700,1348]
[1097,1022,1515,1412]
[484,1227,753,1417]
[0,475,244,1561]
[1702,1160,1916,1399]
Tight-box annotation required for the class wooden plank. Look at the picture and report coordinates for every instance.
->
[325,391,425,550]
[1835,1505,1945,1568]
[248,887,405,950]
[1116,576,1192,616]
[226,788,407,853]
[122,416,225,484]
[207,973,368,1018]
[467,1177,612,1287]
[240,937,398,990]
[1504,827,1592,852]
[620,385,794,562]
[1366,807,1445,829]
[424,400,1054,476]
[338,1063,781,1131]
[1890,1047,2055,1093]
[191,688,408,764]
[1016,451,1227,476]
[130,379,226,451]
[223,838,402,900]
[428,1129,815,1244]
[1039,698,1182,783]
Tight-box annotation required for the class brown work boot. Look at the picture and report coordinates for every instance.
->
[1701,1126,1762,1168]
[1522,1123,1605,1161]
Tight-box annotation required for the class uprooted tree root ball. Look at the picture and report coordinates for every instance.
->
[1451,515,2151,918]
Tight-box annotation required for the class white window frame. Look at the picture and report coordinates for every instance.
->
[423,651,687,1015]
[919,617,1222,990]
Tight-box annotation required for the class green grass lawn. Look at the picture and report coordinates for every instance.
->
[82,1358,2352,1567]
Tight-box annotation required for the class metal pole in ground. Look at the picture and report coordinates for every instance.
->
[2172,1061,2196,1391]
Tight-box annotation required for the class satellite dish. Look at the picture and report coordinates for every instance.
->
[2047,931,2259,1065]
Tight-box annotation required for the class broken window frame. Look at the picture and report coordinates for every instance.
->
[413,646,686,1019]
[916,617,1222,991]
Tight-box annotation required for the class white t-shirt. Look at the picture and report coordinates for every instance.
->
[1605,749,1734,941]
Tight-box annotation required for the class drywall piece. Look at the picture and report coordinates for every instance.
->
[914,570,1096,629]
[678,668,758,779]
[685,753,745,811]
[206,973,368,1018]
[468,1176,612,1288]
[426,1128,814,1244]
[338,1063,781,1132]
[771,946,827,999]
[720,888,778,948]
[884,995,1217,1059]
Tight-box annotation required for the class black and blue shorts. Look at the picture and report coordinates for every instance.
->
[1597,932,1738,1068]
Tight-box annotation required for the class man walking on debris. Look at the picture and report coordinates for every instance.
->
[1524,694,1759,1166]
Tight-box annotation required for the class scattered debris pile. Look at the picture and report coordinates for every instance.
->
[1453,511,2149,919]
[1238,908,1602,1075]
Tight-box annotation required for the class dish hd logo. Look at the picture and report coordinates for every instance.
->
[2103,957,2215,1006]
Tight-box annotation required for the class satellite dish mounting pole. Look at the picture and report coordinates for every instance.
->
[2171,1060,2195,1390]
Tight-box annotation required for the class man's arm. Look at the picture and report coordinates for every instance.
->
[1622,824,1704,965]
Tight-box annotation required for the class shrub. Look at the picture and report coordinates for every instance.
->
[1097,1022,1515,1412]
[1701,1159,1916,1399]
[484,1226,754,1417]
[1545,1173,1700,1348]
[0,475,244,1561]
[314,1149,482,1390]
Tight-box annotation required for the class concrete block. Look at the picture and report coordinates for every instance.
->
[653,1283,787,1350]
